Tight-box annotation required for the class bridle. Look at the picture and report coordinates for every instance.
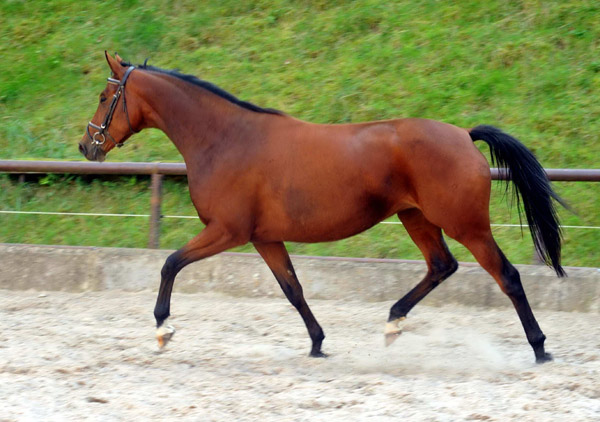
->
[86,65,137,148]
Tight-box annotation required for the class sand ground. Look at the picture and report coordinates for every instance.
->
[1,290,598,421]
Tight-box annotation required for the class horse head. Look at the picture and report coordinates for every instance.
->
[79,52,141,161]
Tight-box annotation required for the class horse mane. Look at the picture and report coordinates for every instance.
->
[120,60,284,116]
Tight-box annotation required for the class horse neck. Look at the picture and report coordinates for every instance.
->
[133,71,257,160]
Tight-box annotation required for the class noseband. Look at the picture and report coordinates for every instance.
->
[87,65,137,148]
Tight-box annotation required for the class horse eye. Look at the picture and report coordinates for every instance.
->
[100,96,107,103]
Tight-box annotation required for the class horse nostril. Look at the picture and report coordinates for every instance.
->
[79,143,87,156]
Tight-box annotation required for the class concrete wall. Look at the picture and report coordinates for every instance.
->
[1,243,598,312]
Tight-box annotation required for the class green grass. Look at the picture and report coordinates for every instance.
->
[1,0,599,267]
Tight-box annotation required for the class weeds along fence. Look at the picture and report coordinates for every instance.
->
[1,160,599,254]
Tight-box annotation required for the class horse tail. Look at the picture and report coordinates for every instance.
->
[469,125,566,277]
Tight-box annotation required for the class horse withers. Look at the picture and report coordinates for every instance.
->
[79,52,565,363]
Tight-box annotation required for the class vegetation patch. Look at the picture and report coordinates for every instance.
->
[0,0,598,266]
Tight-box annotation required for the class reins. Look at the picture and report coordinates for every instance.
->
[86,65,136,148]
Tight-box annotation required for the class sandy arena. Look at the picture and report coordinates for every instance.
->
[1,290,598,421]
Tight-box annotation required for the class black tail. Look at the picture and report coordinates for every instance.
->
[469,125,566,277]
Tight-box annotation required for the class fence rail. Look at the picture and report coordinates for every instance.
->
[2,160,600,181]
[1,160,599,249]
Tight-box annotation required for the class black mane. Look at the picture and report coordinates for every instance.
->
[121,61,284,116]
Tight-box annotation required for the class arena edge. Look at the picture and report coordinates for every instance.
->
[1,243,598,313]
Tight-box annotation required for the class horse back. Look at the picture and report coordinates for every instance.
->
[246,117,486,242]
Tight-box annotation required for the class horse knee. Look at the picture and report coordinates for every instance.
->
[429,254,458,283]
[161,252,181,280]
[442,257,458,279]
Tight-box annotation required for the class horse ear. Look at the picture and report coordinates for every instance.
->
[104,50,124,77]
[115,52,124,63]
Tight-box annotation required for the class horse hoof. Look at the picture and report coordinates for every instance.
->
[384,317,406,347]
[536,352,553,364]
[156,322,176,349]
[309,351,328,358]
[384,332,402,347]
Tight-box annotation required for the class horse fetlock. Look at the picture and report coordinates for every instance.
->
[156,319,176,349]
[535,351,553,364]
[529,333,546,347]
[385,316,407,333]
[384,316,406,347]
[309,349,329,358]
[530,334,551,363]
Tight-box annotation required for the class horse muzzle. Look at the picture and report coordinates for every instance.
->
[78,140,106,162]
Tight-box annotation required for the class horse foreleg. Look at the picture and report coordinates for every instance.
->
[154,224,244,349]
[254,241,326,357]
[385,209,458,346]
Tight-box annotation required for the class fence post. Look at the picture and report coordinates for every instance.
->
[148,173,163,249]
[16,174,25,210]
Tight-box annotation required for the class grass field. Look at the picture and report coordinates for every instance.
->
[1,0,598,267]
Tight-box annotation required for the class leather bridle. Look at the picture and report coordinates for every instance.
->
[86,65,136,148]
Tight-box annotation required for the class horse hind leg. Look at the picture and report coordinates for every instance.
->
[385,209,458,346]
[453,229,552,363]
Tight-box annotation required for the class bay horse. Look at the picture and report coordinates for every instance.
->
[79,52,565,363]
